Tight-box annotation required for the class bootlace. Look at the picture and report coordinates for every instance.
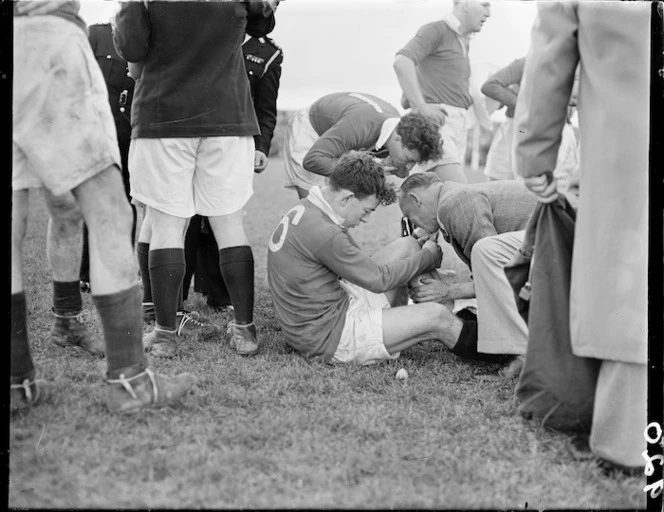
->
[11,379,36,402]
[106,368,158,403]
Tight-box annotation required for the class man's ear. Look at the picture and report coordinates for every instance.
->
[339,192,355,206]
[408,191,423,207]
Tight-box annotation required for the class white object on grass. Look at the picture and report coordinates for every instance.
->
[396,368,409,381]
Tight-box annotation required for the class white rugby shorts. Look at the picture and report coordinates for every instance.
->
[282,108,328,191]
[410,104,468,173]
[129,136,254,218]
[13,17,121,195]
[331,280,399,366]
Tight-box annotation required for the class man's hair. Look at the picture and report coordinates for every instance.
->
[396,113,443,162]
[329,151,397,206]
[399,172,441,196]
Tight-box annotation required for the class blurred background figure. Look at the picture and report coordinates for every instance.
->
[394,0,492,183]
[481,56,579,194]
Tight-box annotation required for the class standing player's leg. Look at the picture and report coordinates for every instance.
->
[140,206,189,356]
[135,205,155,322]
[43,190,103,356]
[204,136,258,356]
[11,189,52,413]
[73,167,196,412]
[208,208,258,356]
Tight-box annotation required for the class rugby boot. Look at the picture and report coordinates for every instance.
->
[105,367,196,414]
[176,310,220,338]
[227,321,259,356]
[143,328,178,358]
[49,310,104,356]
[11,378,53,415]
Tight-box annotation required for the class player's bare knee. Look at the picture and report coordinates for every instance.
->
[420,301,449,328]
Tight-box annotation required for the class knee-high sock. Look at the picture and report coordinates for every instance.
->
[218,246,254,324]
[11,292,34,381]
[136,242,152,303]
[52,280,83,315]
[93,284,145,373]
[149,248,185,330]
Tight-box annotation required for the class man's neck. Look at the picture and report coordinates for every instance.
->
[450,10,471,36]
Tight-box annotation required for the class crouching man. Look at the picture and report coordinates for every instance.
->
[267,151,488,365]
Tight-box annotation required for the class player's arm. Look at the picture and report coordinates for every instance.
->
[315,233,440,294]
[480,57,524,118]
[513,2,579,202]
[393,23,447,125]
[112,1,150,63]
[302,119,366,177]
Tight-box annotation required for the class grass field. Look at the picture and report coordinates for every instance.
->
[8,158,646,509]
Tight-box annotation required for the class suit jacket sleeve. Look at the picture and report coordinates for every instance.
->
[112,1,150,63]
[253,49,283,155]
[513,2,579,179]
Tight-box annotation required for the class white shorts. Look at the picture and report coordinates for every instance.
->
[12,17,120,195]
[129,136,254,218]
[282,108,328,191]
[410,104,468,173]
[331,280,399,366]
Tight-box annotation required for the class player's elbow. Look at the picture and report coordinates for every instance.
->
[302,152,332,177]
[393,54,413,75]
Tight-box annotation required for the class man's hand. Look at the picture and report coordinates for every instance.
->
[409,270,457,303]
[523,172,559,203]
[413,103,447,127]
[383,161,414,179]
[505,104,516,118]
[412,227,431,247]
[254,150,268,173]
[422,239,443,267]
[15,0,72,16]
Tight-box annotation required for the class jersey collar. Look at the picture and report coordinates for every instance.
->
[307,186,346,227]
[375,117,400,151]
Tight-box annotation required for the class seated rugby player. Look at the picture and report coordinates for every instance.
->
[267,151,483,365]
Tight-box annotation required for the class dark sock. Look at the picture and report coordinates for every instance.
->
[218,246,254,324]
[52,280,83,315]
[136,242,152,303]
[149,248,185,330]
[11,292,35,381]
[451,308,507,363]
[79,224,90,283]
[177,282,185,312]
[92,284,145,374]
